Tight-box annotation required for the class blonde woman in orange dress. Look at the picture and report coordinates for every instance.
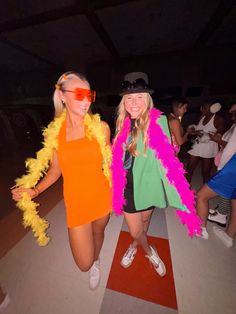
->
[11,71,111,290]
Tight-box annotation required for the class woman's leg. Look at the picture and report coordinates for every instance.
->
[123,209,166,276]
[212,199,235,247]
[226,200,236,238]
[207,196,230,227]
[216,197,231,216]
[124,210,153,255]
[68,214,110,271]
[201,158,214,183]
[92,214,110,261]
[197,184,218,226]
[129,210,153,249]
[85,214,110,289]
[68,223,94,272]
[186,155,200,183]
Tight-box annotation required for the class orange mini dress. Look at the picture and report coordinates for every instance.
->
[57,121,111,228]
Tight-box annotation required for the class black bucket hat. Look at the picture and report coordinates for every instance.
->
[120,72,154,96]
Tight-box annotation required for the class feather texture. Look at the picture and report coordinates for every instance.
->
[111,108,201,236]
[14,111,112,246]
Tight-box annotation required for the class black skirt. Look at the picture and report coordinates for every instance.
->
[123,157,155,214]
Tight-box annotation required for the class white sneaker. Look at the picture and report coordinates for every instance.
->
[89,260,100,290]
[196,227,209,240]
[209,208,217,215]
[208,211,227,227]
[145,246,166,277]
[0,294,10,312]
[213,226,233,248]
[121,245,137,268]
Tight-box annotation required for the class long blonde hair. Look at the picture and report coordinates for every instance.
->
[53,71,89,117]
[115,93,154,156]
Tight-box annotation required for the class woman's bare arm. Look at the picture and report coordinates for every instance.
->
[11,151,62,201]
[169,119,188,146]
[101,121,111,146]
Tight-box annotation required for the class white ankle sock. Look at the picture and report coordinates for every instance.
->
[196,227,209,239]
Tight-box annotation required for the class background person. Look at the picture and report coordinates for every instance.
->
[186,101,224,183]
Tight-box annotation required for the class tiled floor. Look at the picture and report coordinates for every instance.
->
[0,201,123,314]
[0,164,236,314]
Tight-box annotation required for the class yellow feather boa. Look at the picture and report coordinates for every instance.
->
[14,111,112,246]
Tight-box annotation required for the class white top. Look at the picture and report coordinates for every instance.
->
[188,114,219,158]
[218,125,236,170]
[222,123,236,142]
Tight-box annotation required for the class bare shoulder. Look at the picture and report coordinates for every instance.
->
[169,117,180,127]
[168,114,176,121]
[101,120,110,130]
[101,120,111,135]
[100,121,111,144]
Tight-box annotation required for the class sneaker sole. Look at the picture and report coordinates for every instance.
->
[89,274,101,290]
[121,256,136,268]
[213,228,233,248]
[121,262,132,269]
[207,218,226,227]
[89,281,100,290]
[156,259,166,277]
[213,234,233,248]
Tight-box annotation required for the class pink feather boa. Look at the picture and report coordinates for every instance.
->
[111,117,131,215]
[111,108,201,236]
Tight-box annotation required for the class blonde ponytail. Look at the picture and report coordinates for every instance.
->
[53,71,89,117]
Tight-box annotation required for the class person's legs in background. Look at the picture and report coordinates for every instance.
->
[197,184,218,239]
[186,155,200,183]
[208,196,231,227]
[213,199,236,248]
[201,157,214,183]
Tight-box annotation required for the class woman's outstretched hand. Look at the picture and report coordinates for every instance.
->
[11,187,38,201]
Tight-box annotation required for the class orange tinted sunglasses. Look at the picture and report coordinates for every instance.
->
[63,88,96,102]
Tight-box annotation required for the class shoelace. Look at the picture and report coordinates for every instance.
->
[148,251,160,267]
[124,247,136,259]
[209,212,218,217]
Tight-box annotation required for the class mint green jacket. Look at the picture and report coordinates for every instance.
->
[132,115,184,210]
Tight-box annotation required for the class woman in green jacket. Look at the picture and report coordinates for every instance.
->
[111,72,201,277]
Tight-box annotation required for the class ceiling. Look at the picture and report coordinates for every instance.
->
[0,0,235,74]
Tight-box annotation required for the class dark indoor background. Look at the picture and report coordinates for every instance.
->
[0,0,236,218]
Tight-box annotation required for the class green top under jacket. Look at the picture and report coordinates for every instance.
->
[132,115,186,211]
